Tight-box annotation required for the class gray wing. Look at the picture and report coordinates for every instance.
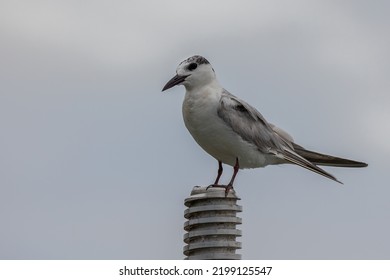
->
[217,89,284,153]
[217,89,342,183]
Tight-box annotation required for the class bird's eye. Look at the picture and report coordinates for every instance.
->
[187,63,198,71]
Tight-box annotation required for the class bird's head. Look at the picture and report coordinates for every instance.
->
[162,55,216,92]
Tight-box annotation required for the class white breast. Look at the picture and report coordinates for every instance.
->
[182,85,270,169]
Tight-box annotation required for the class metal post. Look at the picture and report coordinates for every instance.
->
[183,186,242,260]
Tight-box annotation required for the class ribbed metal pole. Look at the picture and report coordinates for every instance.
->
[183,186,242,260]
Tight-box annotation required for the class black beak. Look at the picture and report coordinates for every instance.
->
[162,74,189,91]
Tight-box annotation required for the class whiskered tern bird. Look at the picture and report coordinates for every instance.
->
[162,55,367,193]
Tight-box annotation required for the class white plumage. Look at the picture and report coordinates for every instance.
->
[162,55,367,190]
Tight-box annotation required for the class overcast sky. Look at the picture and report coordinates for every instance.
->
[1,0,389,259]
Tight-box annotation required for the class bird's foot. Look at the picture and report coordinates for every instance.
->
[206,184,234,197]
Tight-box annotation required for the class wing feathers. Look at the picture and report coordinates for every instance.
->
[281,149,343,184]
[217,89,366,183]
[292,144,368,168]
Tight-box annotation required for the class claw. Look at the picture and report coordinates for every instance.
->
[206,184,234,197]
[224,184,234,196]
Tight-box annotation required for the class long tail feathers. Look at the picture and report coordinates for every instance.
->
[281,149,343,184]
[292,143,368,168]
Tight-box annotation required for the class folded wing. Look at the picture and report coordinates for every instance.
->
[217,89,366,183]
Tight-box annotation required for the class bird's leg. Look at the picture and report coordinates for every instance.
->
[207,161,223,190]
[214,161,223,185]
[207,158,239,197]
[224,157,239,196]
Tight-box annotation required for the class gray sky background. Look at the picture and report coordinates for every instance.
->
[1,0,389,259]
